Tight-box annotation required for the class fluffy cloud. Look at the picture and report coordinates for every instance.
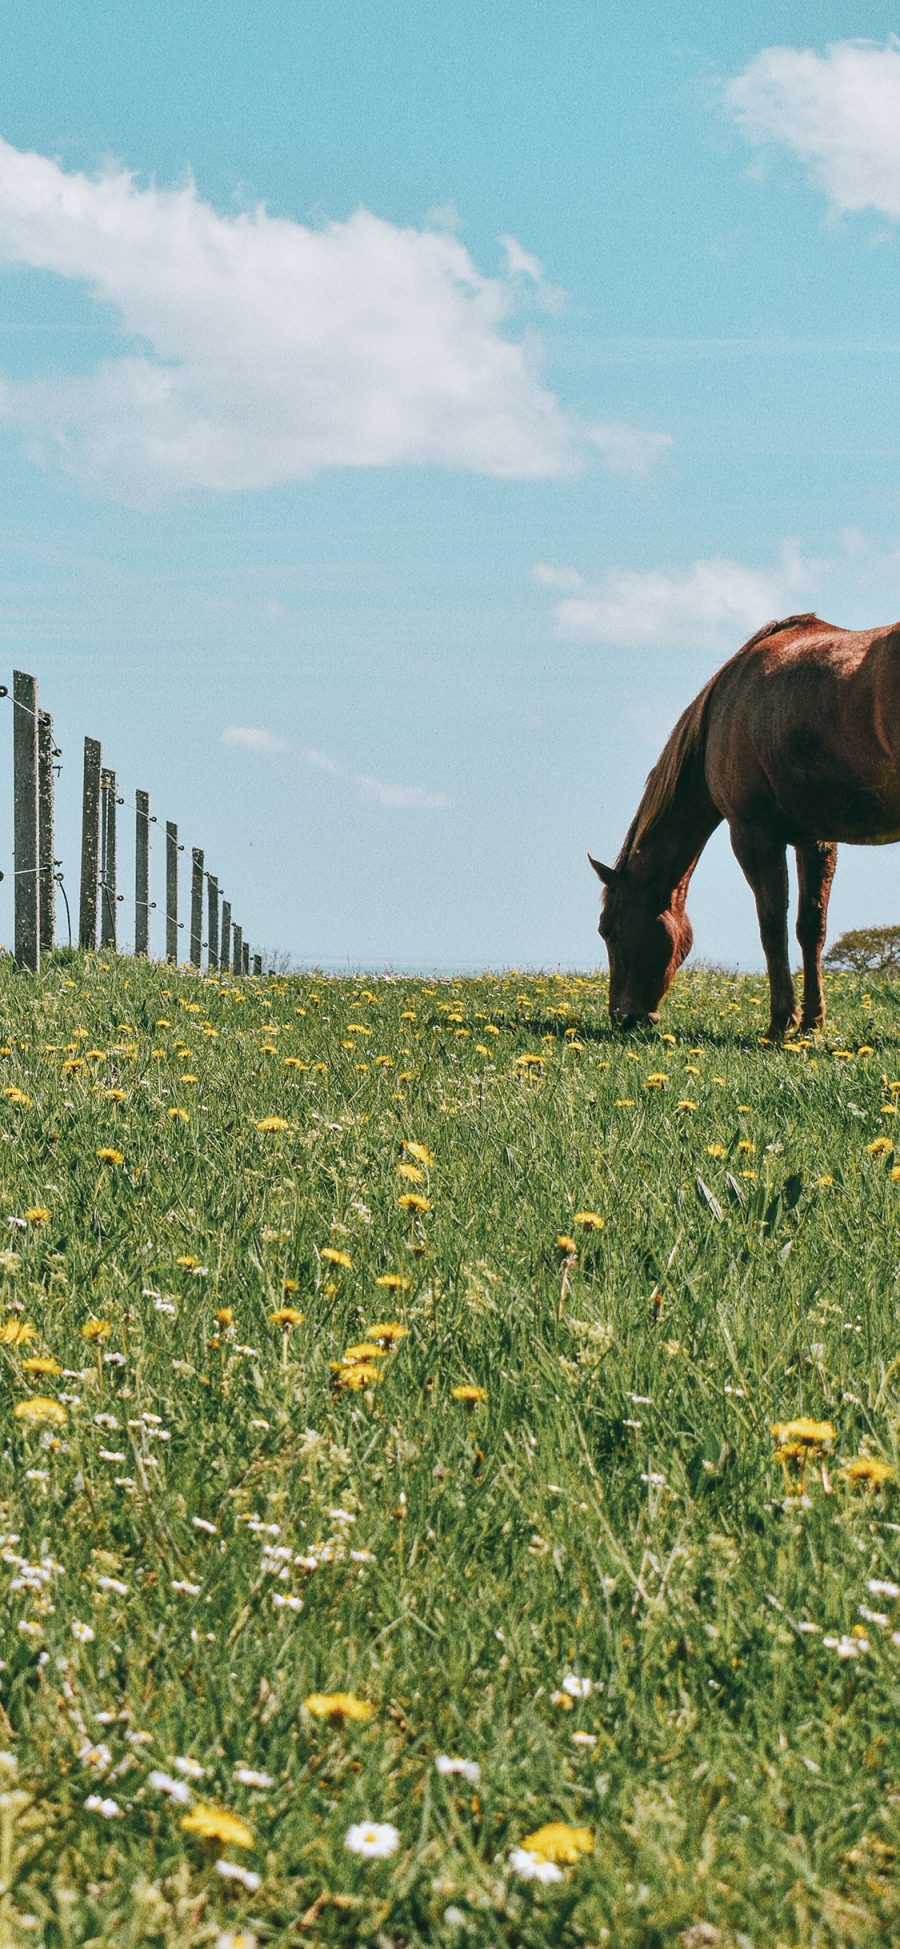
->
[221,728,449,809]
[537,545,817,649]
[0,138,668,502]
[726,39,900,217]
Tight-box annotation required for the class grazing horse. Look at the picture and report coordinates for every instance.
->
[590,613,900,1041]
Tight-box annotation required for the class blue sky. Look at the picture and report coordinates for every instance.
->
[0,3,898,970]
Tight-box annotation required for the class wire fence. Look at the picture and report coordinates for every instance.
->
[7,669,266,977]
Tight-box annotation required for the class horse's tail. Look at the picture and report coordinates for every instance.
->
[617,612,822,863]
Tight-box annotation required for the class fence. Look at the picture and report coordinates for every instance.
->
[7,669,267,977]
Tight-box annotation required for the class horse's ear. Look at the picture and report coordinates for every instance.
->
[588,854,615,886]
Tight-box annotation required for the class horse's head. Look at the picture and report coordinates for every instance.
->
[589,855,692,1028]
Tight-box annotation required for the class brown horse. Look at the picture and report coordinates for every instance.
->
[590,613,900,1040]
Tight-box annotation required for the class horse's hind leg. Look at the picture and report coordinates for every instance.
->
[795,841,837,1031]
[729,821,797,1040]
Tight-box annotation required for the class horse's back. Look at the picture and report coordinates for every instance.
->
[705,616,900,842]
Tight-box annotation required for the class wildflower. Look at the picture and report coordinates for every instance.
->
[82,1319,111,1340]
[22,1356,61,1375]
[644,1073,668,1088]
[398,1193,430,1213]
[519,1822,594,1865]
[364,1322,408,1343]
[321,1247,352,1269]
[3,1087,31,1106]
[304,1691,374,1723]
[96,1148,124,1166]
[215,1932,258,1949]
[677,1100,698,1111]
[233,1766,274,1789]
[181,1803,254,1849]
[215,1307,234,1326]
[268,1307,304,1327]
[772,1418,835,1450]
[435,1755,481,1783]
[84,1794,123,1818]
[396,1162,425,1183]
[254,1115,290,1133]
[344,1820,400,1858]
[24,1207,50,1225]
[508,1847,565,1883]
[168,1107,189,1122]
[71,1621,95,1643]
[375,1273,412,1292]
[215,1863,261,1892]
[560,1672,592,1700]
[865,1136,893,1157]
[403,1142,435,1166]
[451,1384,486,1405]
[556,1234,577,1254]
[823,1633,866,1660]
[572,1211,604,1231]
[706,1143,727,1159]
[842,1454,893,1487]
[0,1320,36,1344]
[868,1579,900,1600]
[13,1396,66,1425]
[148,1770,193,1804]
[571,1730,598,1748]
[891,1166,900,1182]
[332,1361,380,1391]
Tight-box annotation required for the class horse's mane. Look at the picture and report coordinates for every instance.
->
[616,612,820,866]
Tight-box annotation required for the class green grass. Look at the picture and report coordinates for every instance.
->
[0,955,898,1948]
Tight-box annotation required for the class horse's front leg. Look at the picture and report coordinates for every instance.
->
[729,821,796,1040]
[795,841,837,1032]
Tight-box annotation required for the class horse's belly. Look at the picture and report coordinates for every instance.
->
[786,777,900,845]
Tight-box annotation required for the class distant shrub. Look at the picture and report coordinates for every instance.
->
[824,924,900,975]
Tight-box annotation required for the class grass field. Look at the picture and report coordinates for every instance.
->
[0,955,897,1948]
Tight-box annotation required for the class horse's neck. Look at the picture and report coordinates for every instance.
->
[626,784,720,908]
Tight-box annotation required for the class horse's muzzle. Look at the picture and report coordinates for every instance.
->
[611,1009,660,1031]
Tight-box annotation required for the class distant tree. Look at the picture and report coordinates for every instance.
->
[824,925,900,975]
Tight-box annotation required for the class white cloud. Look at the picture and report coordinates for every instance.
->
[221,724,289,754]
[532,561,586,591]
[540,544,819,649]
[0,138,669,501]
[584,422,674,475]
[358,775,451,811]
[303,746,344,775]
[726,40,900,218]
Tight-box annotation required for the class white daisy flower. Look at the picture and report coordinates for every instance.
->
[344,1820,400,1858]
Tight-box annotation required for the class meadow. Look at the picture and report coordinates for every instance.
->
[0,954,897,1949]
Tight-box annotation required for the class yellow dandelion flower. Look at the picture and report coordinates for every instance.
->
[364,1322,408,1342]
[341,1341,385,1363]
[398,1193,430,1213]
[644,1073,668,1089]
[25,1207,50,1225]
[614,1098,635,1107]
[167,1107,190,1122]
[396,1162,425,1183]
[21,1356,61,1375]
[842,1454,893,1487]
[817,1174,834,1187]
[706,1143,727,1159]
[14,1396,67,1425]
[403,1142,435,1166]
[269,1307,304,1327]
[572,1211,604,1231]
[96,1148,124,1166]
[176,1254,200,1268]
[519,1822,594,1865]
[866,1136,893,1157]
[181,1803,254,1849]
[771,1417,835,1449]
[215,1308,234,1326]
[891,1165,900,1182]
[556,1234,578,1254]
[3,1087,32,1106]
[321,1247,352,1269]
[451,1384,486,1404]
[0,1320,36,1344]
[303,1691,374,1723]
[375,1273,412,1291]
[331,1361,380,1390]
[82,1319,111,1340]
[254,1115,290,1133]
[677,1100,698,1111]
